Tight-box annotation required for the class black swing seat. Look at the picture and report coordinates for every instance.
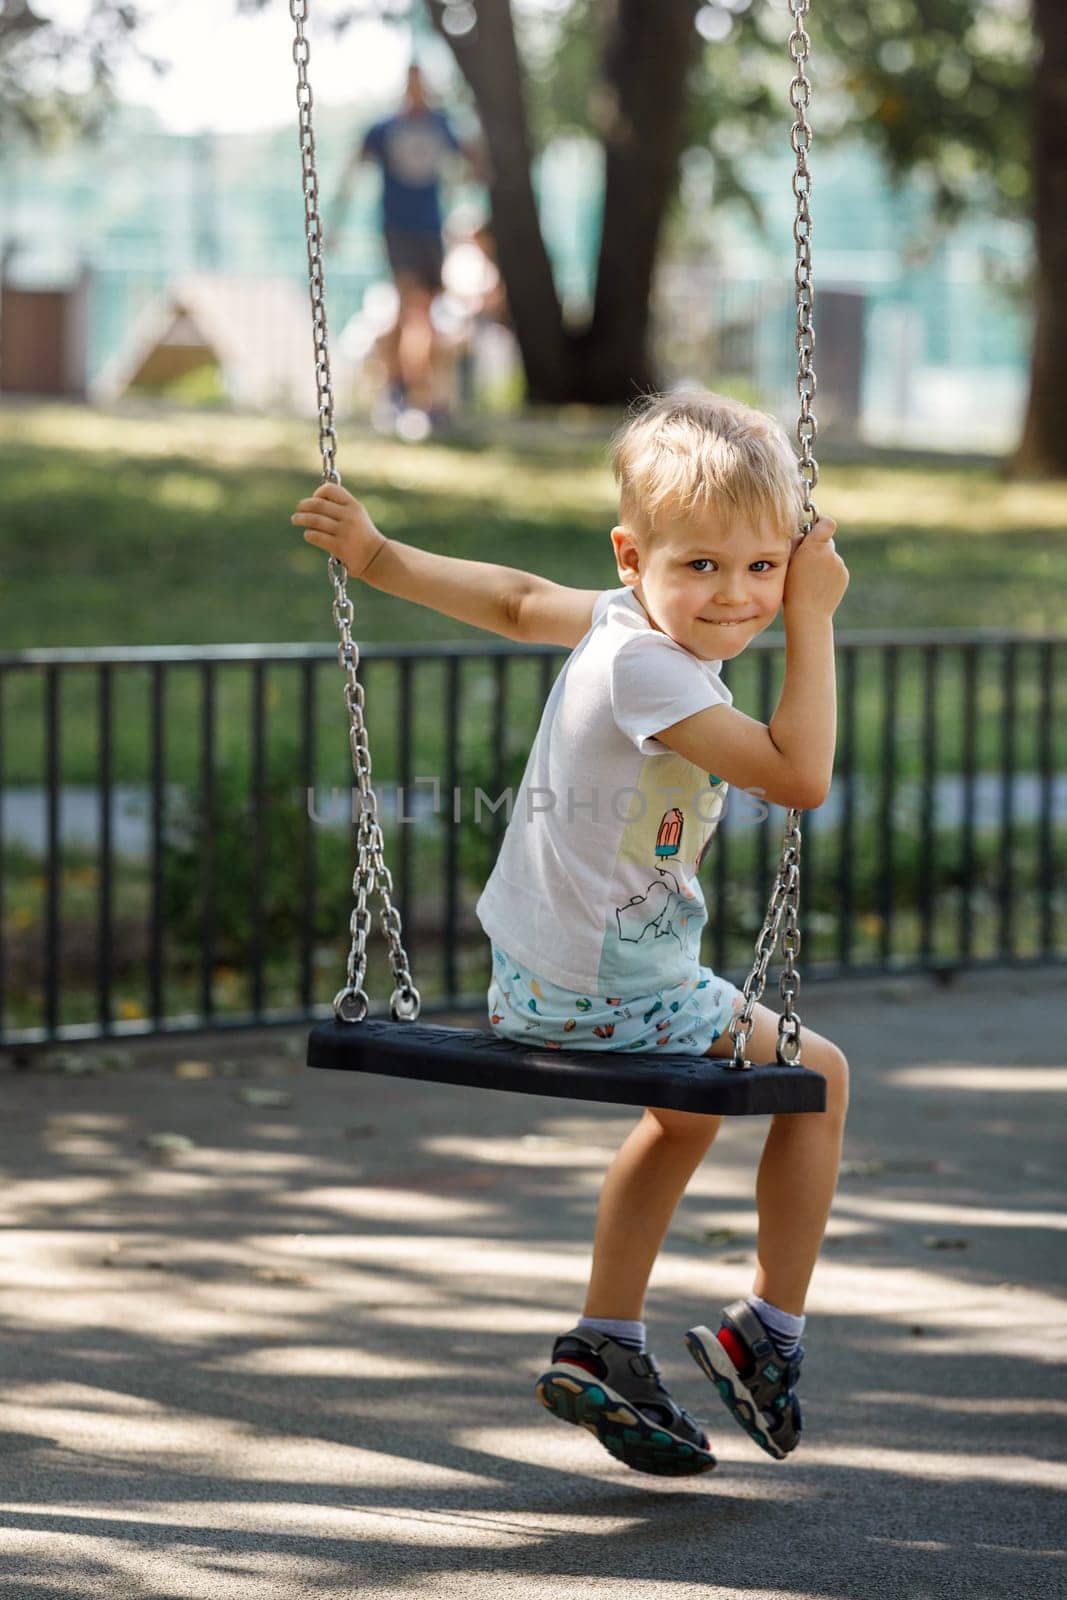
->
[307,1019,826,1115]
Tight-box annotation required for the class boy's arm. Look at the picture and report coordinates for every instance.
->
[293,482,540,640]
[656,616,837,811]
[361,539,545,640]
[510,578,605,649]
[364,549,604,647]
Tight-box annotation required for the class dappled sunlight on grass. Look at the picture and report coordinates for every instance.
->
[5,402,318,471]
[4,399,1065,649]
[14,398,1064,533]
[153,471,229,515]
[826,464,1066,536]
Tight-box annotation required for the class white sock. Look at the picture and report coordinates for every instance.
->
[577,1316,646,1352]
[746,1295,806,1359]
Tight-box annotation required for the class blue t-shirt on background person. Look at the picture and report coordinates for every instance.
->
[362,110,462,236]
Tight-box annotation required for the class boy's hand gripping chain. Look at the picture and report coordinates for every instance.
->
[291,0,421,1026]
[728,0,818,1073]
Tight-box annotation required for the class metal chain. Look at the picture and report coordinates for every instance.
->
[290,0,421,1025]
[726,0,817,1072]
[789,0,819,532]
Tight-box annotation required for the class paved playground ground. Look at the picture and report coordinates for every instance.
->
[1,965,1064,1600]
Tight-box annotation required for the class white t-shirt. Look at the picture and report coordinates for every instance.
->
[475,586,733,996]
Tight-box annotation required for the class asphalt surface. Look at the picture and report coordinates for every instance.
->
[1,966,1064,1600]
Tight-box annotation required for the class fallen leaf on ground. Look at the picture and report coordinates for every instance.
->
[100,1051,133,1072]
[46,1051,102,1076]
[174,1060,215,1080]
[142,1132,196,1154]
[674,1225,740,1248]
[235,1087,294,1109]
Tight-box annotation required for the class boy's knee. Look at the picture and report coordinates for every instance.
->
[645,1105,723,1144]
[814,1040,849,1121]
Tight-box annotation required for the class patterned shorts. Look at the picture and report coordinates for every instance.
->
[487,943,744,1055]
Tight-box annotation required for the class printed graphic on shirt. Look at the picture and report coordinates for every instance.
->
[615,867,701,959]
[600,755,729,994]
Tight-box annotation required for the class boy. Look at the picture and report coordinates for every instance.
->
[292,390,851,1478]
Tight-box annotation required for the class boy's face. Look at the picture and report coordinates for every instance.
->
[611,505,795,663]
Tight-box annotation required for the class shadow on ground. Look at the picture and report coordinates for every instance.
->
[1,967,1064,1600]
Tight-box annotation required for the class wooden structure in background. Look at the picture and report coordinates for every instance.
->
[0,272,90,397]
[90,274,328,412]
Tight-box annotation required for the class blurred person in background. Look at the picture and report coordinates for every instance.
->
[332,62,482,436]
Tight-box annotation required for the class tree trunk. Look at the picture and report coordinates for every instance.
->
[434,0,699,405]
[1011,0,1067,477]
[431,0,572,402]
[577,0,700,403]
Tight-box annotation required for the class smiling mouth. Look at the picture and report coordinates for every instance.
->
[699,617,756,626]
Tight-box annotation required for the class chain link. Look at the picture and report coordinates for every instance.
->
[726,0,817,1071]
[290,0,421,1026]
[788,0,818,532]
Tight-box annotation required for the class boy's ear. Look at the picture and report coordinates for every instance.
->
[611,523,642,580]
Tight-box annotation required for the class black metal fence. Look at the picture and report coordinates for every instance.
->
[0,630,1063,1049]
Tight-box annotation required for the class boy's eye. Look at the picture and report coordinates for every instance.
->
[688,559,776,573]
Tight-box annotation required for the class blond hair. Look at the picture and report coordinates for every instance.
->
[610,389,804,538]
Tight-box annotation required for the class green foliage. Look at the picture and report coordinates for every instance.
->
[814,0,1034,218]
[523,0,1034,224]
[159,735,355,969]
[0,0,152,144]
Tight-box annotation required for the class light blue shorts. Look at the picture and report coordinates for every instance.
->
[487,943,744,1055]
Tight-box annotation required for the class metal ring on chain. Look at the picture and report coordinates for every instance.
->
[334,988,370,1024]
[291,0,421,1026]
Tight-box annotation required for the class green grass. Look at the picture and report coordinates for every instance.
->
[3,401,1064,786]
[4,401,1066,651]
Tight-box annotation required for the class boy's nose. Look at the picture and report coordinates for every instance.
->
[712,575,748,605]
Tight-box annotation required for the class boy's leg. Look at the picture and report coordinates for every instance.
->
[704,1000,850,1314]
[577,1004,846,1323]
[582,1105,724,1321]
